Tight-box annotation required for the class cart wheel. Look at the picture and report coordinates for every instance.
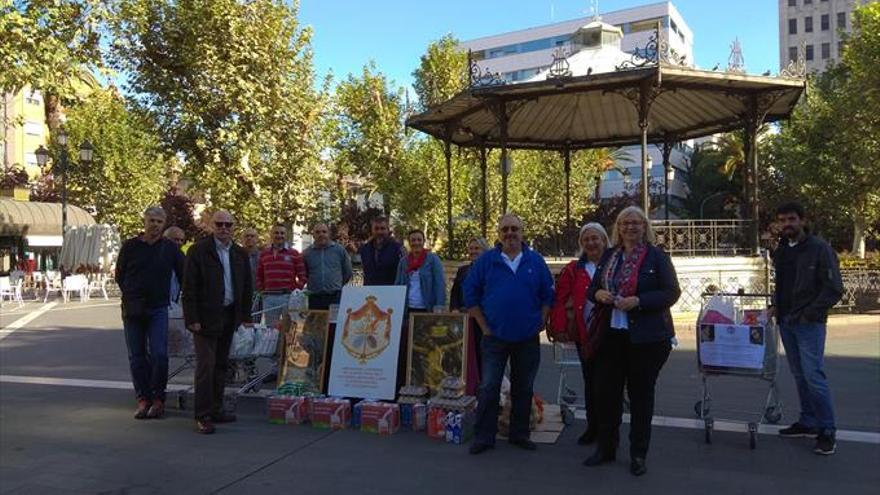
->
[561,405,574,426]
[764,406,783,424]
[694,400,710,418]
[177,394,186,410]
[704,419,713,444]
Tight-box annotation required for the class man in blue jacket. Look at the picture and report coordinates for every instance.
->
[464,214,555,454]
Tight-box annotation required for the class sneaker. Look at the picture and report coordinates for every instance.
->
[778,423,818,438]
[813,433,836,455]
[146,398,165,419]
[134,398,151,420]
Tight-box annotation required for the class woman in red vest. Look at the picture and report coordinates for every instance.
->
[549,222,610,446]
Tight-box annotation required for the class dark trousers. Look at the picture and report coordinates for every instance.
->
[474,334,541,445]
[193,306,235,420]
[594,331,671,458]
[308,291,341,311]
[123,307,169,401]
[575,343,598,433]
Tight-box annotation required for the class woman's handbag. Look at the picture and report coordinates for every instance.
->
[582,304,611,359]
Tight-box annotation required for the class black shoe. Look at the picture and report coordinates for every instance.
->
[577,428,598,446]
[630,457,647,476]
[779,423,819,438]
[813,433,836,455]
[583,448,616,466]
[509,439,537,451]
[469,442,494,455]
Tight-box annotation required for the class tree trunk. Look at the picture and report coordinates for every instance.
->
[852,215,866,259]
[44,92,63,135]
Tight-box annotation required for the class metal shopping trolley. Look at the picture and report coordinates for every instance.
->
[694,291,783,449]
[552,342,584,425]
[168,302,285,410]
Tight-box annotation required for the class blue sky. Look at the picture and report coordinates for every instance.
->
[299,0,780,90]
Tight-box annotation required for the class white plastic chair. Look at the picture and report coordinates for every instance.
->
[87,274,109,301]
[43,272,64,302]
[62,275,89,303]
[1,277,24,307]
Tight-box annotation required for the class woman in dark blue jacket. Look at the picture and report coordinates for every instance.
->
[582,206,681,476]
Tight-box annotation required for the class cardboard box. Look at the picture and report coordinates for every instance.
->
[427,405,447,440]
[311,398,351,430]
[267,395,310,425]
[400,403,427,431]
[359,402,400,434]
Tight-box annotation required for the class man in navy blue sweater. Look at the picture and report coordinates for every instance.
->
[464,214,555,454]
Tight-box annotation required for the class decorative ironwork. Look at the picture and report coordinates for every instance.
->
[616,27,659,70]
[547,47,573,79]
[468,50,505,88]
[780,41,807,79]
[652,219,753,257]
[727,37,745,73]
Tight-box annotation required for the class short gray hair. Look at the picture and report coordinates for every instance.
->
[576,222,610,256]
[144,206,166,218]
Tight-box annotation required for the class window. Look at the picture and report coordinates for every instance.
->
[24,121,42,136]
[804,0,811,4]
[821,43,830,59]
[789,46,799,62]
[805,44,814,61]
[25,152,38,166]
[837,12,846,29]
[788,0,796,6]
[821,14,829,31]
[805,16,813,33]
[788,18,797,34]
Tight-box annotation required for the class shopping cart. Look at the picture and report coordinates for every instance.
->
[168,302,286,410]
[694,291,783,449]
[552,342,583,425]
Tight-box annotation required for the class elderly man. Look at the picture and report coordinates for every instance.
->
[358,216,404,286]
[183,211,253,434]
[464,214,555,455]
[115,207,184,420]
[241,228,260,289]
[256,224,306,326]
[303,223,352,310]
[163,226,186,305]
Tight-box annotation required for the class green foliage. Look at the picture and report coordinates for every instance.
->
[60,88,168,237]
[411,34,468,110]
[0,0,105,95]
[109,0,331,232]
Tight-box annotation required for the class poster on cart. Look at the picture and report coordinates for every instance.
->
[699,323,766,370]
[407,312,468,393]
[327,285,407,400]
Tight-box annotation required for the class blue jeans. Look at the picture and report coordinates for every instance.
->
[780,322,836,432]
[473,334,541,445]
[123,306,169,402]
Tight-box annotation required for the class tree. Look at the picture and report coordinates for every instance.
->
[0,0,106,131]
[110,0,330,232]
[60,88,169,236]
[160,186,206,242]
[412,34,468,110]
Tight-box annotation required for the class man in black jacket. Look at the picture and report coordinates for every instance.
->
[116,206,184,420]
[183,210,253,434]
[771,202,843,455]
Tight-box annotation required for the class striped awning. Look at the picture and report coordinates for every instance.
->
[0,198,95,237]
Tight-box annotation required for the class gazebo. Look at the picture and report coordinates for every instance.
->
[405,20,807,253]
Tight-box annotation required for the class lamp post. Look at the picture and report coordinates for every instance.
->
[664,164,675,221]
[34,131,95,242]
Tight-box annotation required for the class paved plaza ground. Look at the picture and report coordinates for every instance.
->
[1,299,878,494]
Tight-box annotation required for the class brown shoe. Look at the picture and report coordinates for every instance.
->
[196,419,215,434]
[146,399,165,419]
[213,412,237,423]
[134,398,151,420]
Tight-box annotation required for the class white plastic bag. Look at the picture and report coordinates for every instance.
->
[252,325,280,356]
[288,289,308,321]
[230,325,256,358]
[167,306,192,356]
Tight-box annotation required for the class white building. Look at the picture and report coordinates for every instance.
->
[460,1,695,216]
[778,0,867,72]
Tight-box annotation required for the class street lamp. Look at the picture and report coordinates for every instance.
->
[35,130,95,243]
[664,164,675,221]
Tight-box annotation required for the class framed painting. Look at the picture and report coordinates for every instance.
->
[279,310,331,393]
[406,312,468,394]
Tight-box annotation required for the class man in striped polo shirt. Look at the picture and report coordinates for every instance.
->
[256,224,307,327]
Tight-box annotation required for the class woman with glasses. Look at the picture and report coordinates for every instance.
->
[582,206,680,476]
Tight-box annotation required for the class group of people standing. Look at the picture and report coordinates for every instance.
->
[115,200,842,467]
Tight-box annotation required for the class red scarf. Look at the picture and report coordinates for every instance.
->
[406,250,428,274]
[602,243,648,297]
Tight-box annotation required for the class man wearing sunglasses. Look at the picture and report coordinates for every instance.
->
[183,210,254,434]
[463,214,555,455]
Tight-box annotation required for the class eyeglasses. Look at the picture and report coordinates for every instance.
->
[500,225,520,233]
[170,238,185,244]
[619,221,644,227]
[215,222,234,229]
